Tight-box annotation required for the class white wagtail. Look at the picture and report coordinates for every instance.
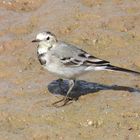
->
[32,31,140,106]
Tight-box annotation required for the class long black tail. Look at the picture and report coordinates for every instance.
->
[105,65,140,75]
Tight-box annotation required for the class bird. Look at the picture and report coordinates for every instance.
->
[32,31,140,106]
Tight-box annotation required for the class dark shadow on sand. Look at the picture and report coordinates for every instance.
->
[48,79,140,99]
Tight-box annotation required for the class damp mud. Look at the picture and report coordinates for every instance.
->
[0,0,140,140]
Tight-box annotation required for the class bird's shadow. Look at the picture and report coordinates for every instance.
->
[48,79,140,99]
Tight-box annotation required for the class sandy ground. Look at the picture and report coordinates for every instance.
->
[0,0,140,139]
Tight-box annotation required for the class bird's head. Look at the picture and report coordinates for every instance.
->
[32,31,57,45]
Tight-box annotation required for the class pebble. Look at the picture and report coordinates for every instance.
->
[2,0,12,5]
[87,120,93,126]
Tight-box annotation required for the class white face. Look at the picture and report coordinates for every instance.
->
[36,32,49,41]
[32,32,57,45]
[32,31,57,43]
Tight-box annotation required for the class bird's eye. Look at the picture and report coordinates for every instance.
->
[46,36,50,40]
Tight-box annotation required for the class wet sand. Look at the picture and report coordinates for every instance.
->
[0,0,140,139]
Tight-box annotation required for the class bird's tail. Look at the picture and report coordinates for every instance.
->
[105,65,140,75]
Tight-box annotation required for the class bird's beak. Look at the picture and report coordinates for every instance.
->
[32,39,40,43]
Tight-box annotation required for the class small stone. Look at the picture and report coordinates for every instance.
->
[8,2,12,5]
[28,85,31,89]
[128,127,133,131]
[19,69,23,73]
[92,39,98,45]
[0,45,5,52]
[2,1,6,4]
[87,120,93,126]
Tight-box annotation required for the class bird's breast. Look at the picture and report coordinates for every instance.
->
[38,53,47,65]
[37,46,49,65]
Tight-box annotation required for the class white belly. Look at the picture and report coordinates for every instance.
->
[43,62,86,79]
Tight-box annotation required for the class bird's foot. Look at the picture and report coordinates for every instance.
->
[52,96,73,107]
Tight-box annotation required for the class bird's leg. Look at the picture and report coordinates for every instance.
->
[52,79,75,107]
[64,79,75,100]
